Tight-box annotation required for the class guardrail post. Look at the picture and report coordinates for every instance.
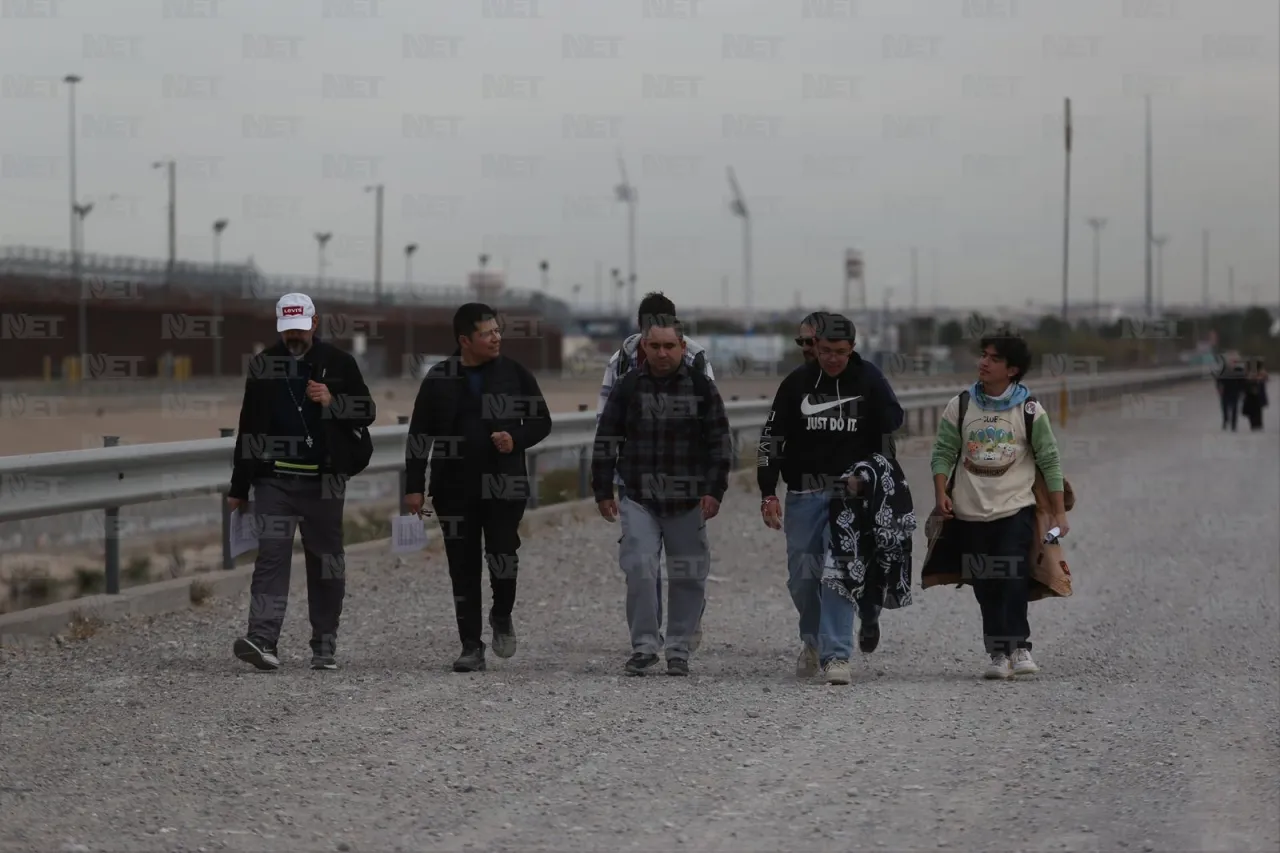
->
[397,415,409,514]
[219,427,235,570]
[578,404,587,412]
[527,452,540,509]
[103,435,121,594]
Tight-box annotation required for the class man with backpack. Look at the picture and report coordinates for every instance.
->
[596,291,715,650]
[591,314,732,676]
[757,313,904,684]
[227,293,377,672]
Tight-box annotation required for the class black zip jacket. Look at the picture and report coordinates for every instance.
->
[404,352,552,499]
[229,338,377,500]
[757,355,904,498]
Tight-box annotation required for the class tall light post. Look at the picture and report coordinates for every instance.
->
[65,74,83,376]
[152,158,177,282]
[726,167,753,333]
[614,154,637,319]
[538,259,550,373]
[1086,216,1107,320]
[1144,94,1154,318]
[314,231,332,285]
[212,218,228,378]
[1152,234,1169,313]
[364,183,385,303]
[1061,96,1073,324]
[73,200,92,375]
[404,242,418,374]
[1201,228,1210,309]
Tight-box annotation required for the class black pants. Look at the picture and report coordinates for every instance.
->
[1221,392,1240,430]
[432,495,526,649]
[246,476,346,655]
[954,505,1036,656]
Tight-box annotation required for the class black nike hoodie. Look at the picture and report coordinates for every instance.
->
[757,354,905,497]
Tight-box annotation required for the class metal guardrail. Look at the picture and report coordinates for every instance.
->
[0,366,1205,594]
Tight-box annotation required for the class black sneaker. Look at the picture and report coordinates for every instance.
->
[310,654,337,671]
[453,643,486,673]
[489,613,517,659]
[858,620,881,654]
[624,652,660,676]
[666,657,689,677]
[233,636,280,671]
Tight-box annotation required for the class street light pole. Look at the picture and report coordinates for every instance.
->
[314,231,332,286]
[65,74,84,376]
[727,167,753,333]
[615,155,637,318]
[1152,234,1169,313]
[538,259,550,374]
[1144,94,1154,318]
[72,201,93,376]
[1087,217,1107,320]
[152,159,177,283]
[1061,96,1073,324]
[1201,228,1210,309]
[404,242,418,376]
[212,218,228,378]
[365,183,384,303]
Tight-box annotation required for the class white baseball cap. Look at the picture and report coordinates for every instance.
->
[276,293,315,332]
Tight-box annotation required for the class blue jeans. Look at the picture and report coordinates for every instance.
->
[784,491,879,664]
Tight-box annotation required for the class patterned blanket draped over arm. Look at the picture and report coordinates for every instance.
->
[822,453,917,608]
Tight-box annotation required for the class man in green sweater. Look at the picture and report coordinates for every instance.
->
[927,333,1067,679]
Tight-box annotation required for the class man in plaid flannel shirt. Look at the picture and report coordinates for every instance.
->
[596,291,715,650]
[591,314,731,676]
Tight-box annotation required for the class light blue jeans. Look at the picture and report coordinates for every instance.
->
[784,490,879,664]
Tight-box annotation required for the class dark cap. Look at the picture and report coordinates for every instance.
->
[814,312,856,344]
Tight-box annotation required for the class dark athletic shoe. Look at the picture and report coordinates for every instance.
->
[310,654,337,671]
[666,657,690,677]
[489,613,517,659]
[453,643,487,673]
[234,636,280,671]
[624,652,660,676]
[858,620,881,654]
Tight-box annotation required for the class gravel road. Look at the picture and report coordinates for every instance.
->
[2,381,1276,852]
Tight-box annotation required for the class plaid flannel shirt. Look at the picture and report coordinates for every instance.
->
[591,362,732,517]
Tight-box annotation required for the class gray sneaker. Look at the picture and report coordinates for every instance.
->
[234,636,279,671]
[489,614,517,659]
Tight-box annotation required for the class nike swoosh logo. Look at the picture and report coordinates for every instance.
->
[800,395,862,416]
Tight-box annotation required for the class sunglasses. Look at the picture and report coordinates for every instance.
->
[795,337,814,347]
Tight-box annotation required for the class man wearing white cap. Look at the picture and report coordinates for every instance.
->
[227,293,377,671]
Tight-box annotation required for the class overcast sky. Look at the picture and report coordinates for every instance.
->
[1,0,1276,315]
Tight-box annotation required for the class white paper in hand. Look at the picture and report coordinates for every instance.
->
[229,508,259,558]
[391,514,429,554]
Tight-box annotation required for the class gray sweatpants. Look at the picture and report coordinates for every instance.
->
[618,496,710,659]
[246,475,347,655]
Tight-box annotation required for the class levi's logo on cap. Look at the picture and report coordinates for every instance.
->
[282,306,305,316]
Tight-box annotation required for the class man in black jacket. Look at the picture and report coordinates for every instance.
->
[404,303,552,673]
[227,293,376,672]
[757,312,904,685]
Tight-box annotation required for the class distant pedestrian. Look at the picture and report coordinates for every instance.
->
[404,303,551,673]
[596,290,715,651]
[1215,354,1247,431]
[1241,358,1268,431]
[923,332,1068,680]
[757,313,904,685]
[228,293,376,672]
[592,313,731,677]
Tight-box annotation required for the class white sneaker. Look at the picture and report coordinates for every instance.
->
[984,653,1013,680]
[1012,648,1039,675]
[796,645,819,678]
[823,659,852,685]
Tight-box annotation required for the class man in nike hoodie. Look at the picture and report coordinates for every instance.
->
[757,312,905,684]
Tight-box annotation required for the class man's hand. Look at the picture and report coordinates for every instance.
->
[761,496,782,530]
[700,495,721,521]
[306,380,332,408]
[597,499,619,522]
[227,496,246,513]
[934,494,954,520]
[491,431,514,454]
[1053,513,1070,539]
[405,493,432,517]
